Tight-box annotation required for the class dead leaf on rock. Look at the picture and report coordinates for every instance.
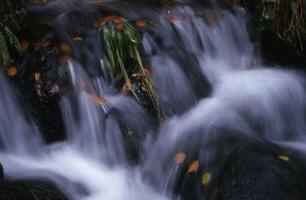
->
[187,160,200,173]
[115,23,126,31]
[59,43,72,54]
[21,40,29,50]
[174,153,186,164]
[201,172,212,186]
[122,79,133,92]
[73,37,83,41]
[34,72,41,81]
[136,19,148,27]
[6,67,18,77]
[278,155,290,161]
[91,95,107,106]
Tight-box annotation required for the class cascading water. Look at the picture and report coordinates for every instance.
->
[1,2,306,200]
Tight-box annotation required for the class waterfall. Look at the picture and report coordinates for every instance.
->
[0,3,306,200]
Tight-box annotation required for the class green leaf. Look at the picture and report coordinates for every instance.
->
[4,26,22,54]
[0,32,11,66]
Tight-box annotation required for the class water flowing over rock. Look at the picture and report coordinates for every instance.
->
[1,2,306,200]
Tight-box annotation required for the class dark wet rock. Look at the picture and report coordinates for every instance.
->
[0,163,3,179]
[0,180,68,200]
[215,143,306,200]
[146,131,306,200]
[10,24,66,143]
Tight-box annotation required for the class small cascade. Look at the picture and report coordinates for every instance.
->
[0,2,306,200]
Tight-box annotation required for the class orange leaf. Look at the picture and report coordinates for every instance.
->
[136,19,148,27]
[6,67,18,77]
[34,72,41,81]
[122,80,133,92]
[103,15,125,24]
[174,153,186,164]
[115,23,126,31]
[59,43,72,54]
[187,160,199,173]
[91,95,107,106]
[21,40,29,50]
[93,20,104,29]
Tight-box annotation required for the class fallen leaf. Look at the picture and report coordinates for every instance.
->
[136,19,148,27]
[103,15,125,24]
[122,79,133,92]
[59,43,72,54]
[21,40,29,50]
[73,37,83,41]
[93,20,104,29]
[188,160,200,173]
[174,153,186,164]
[278,155,290,161]
[115,23,126,31]
[34,72,41,81]
[201,172,212,186]
[91,95,107,106]
[6,67,18,77]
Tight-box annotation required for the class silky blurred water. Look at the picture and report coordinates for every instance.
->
[0,2,306,200]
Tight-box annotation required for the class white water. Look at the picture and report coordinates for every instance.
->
[1,4,306,200]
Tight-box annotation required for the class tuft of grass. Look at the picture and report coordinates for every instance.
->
[101,17,163,121]
[0,26,22,67]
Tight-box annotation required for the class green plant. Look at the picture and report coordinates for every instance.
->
[101,18,163,120]
[0,26,22,67]
[241,0,306,54]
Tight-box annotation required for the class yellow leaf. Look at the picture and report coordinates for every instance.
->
[73,37,83,41]
[201,172,212,186]
[187,160,199,173]
[174,153,186,164]
[278,155,290,161]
